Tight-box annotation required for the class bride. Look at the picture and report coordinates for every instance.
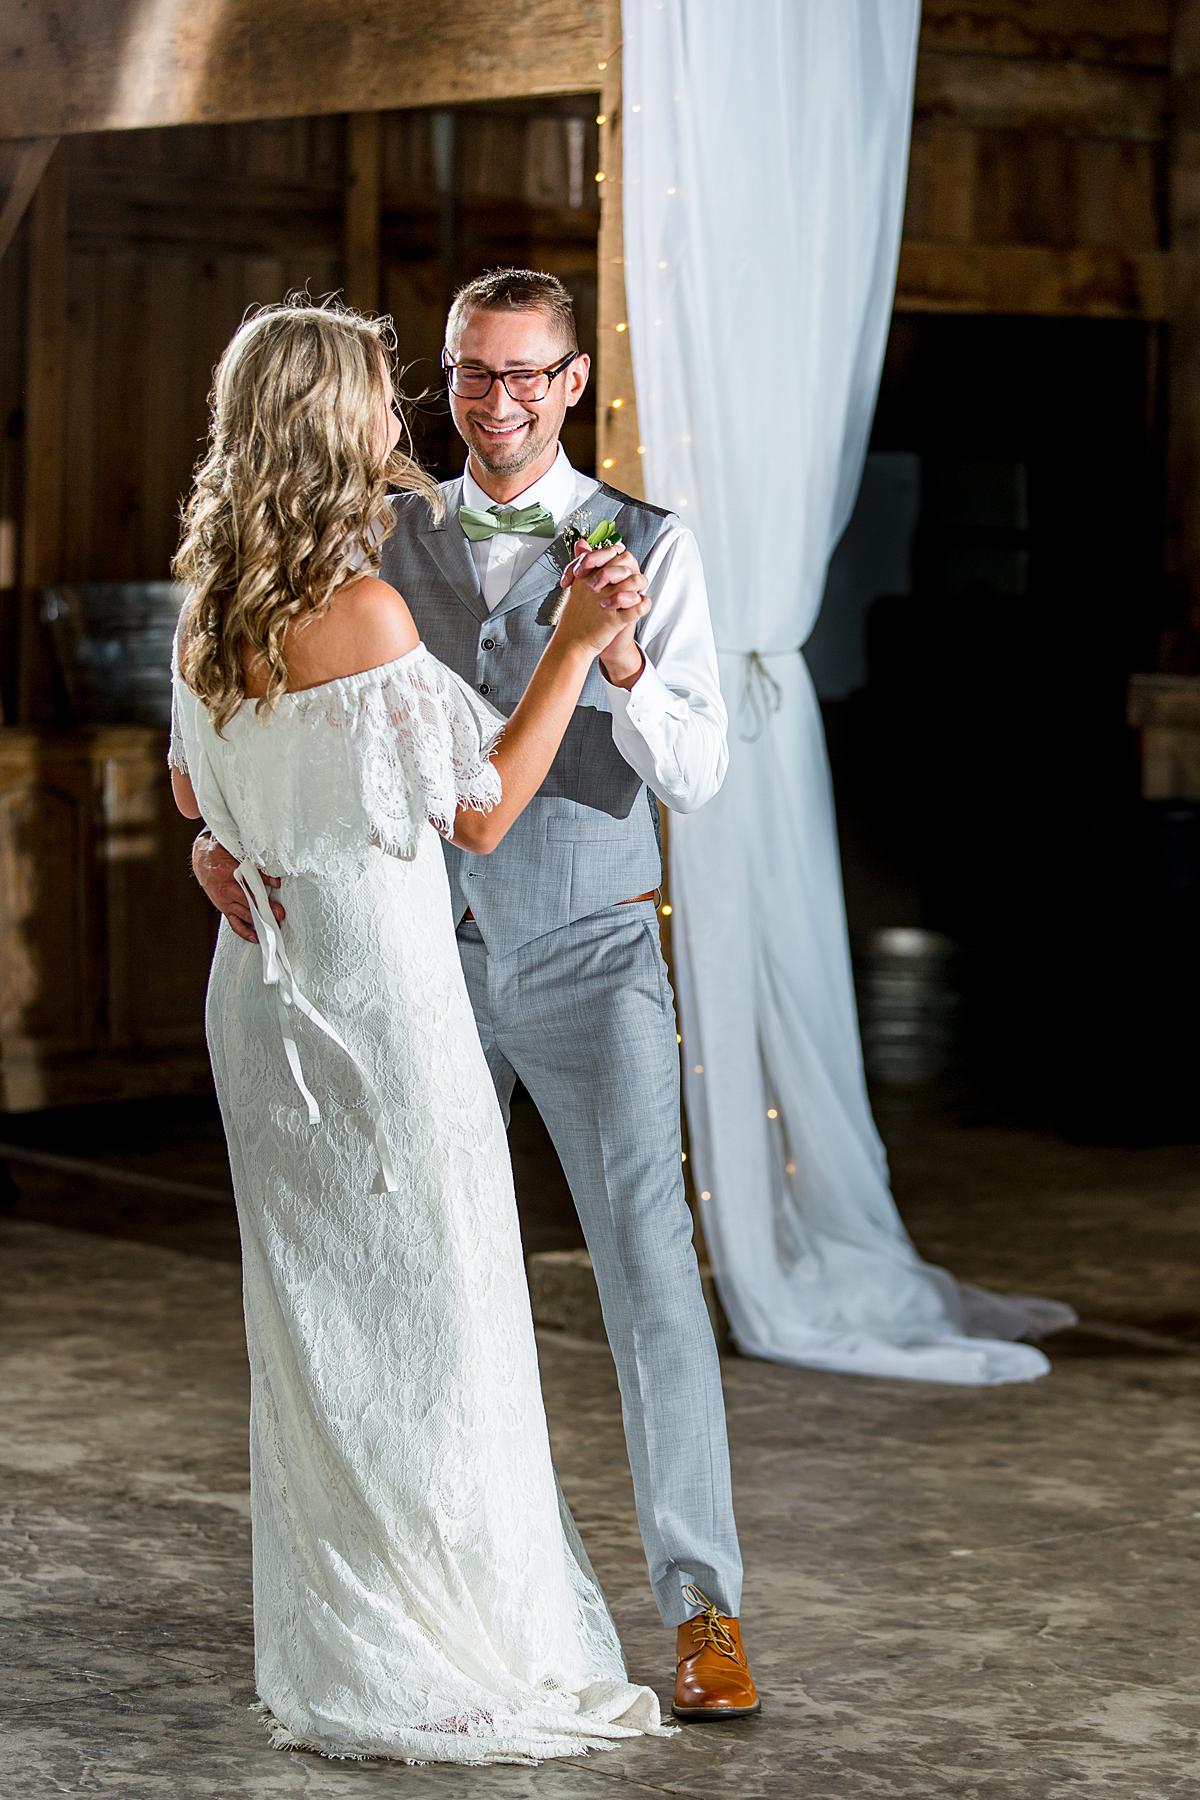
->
[168,299,671,1763]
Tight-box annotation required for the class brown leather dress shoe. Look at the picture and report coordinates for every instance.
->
[673,1584,761,1721]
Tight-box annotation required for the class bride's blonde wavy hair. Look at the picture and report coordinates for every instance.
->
[173,297,442,734]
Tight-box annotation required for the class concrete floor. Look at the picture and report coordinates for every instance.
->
[2,1093,1198,1800]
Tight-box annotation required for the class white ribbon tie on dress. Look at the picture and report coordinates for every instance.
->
[233,858,400,1195]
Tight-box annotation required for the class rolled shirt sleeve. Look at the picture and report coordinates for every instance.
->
[600,519,729,813]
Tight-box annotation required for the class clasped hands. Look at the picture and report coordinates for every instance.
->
[561,537,650,688]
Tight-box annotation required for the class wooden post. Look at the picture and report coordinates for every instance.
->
[343,112,382,314]
[594,1,704,1234]
[595,0,642,498]
[19,140,66,725]
[1166,0,1200,664]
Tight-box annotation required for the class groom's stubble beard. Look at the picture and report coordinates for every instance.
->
[456,399,566,481]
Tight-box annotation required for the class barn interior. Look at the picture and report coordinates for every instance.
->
[2,5,1197,1797]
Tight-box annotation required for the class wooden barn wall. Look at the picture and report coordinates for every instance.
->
[3,102,600,630]
[901,0,1170,318]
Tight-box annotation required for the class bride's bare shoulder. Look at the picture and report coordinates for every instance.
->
[285,576,421,689]
[329,576,420,657]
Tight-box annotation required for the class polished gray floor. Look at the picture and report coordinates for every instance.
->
[2,1093,1197,1799]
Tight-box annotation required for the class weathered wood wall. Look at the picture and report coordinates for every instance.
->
[0,101,602,729]
[901,0,1169,318]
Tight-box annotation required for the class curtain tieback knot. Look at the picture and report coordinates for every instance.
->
[718,648,796,742]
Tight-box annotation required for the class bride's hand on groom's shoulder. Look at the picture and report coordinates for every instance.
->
[555,538,651,658]
[192,831,285,945]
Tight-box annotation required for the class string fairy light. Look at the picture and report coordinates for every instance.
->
[660,902,672,916]
[693,1064,704,1075]
[767,1108,778,1120]
[601,457,615,470]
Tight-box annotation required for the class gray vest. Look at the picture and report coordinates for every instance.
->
[379,476,674,957]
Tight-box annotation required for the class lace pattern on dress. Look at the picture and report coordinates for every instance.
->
[169,642,504,872]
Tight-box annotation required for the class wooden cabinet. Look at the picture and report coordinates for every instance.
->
[0,727,216,1109]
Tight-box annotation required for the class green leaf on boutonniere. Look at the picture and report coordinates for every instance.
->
[585,518,621,549]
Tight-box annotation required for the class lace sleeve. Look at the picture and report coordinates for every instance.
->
[356,649,505,850]
[168,613,190,774]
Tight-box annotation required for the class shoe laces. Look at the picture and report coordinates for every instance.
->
[682,1583,739,1660]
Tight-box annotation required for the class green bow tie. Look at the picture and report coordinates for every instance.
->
[458,501,558,542]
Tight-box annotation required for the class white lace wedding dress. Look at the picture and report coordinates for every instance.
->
[169,634,669,1764]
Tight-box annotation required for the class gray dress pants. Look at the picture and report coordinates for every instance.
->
[457,901,743,1626]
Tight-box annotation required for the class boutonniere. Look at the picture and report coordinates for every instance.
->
[546,516,623,625]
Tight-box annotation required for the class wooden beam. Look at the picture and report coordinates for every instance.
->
[0,137,58,262]
[895,239,1168,319]
[343,114,382,314]
[18,143,66,724]
[918,0,1170,70]
[914,50,1166,141]
[0,0,604,141]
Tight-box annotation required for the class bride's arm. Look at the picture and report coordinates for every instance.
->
[171,769,202,818]
[449,552,650,855]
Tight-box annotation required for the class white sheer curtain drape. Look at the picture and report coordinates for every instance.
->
[621,0,1076,1383]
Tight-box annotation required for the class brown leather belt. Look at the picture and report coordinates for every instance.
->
[463,888,659,924]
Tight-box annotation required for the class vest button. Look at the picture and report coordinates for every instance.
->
[479,683,491,696]
[482,637,496,651]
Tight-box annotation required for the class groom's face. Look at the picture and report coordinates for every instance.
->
[447,307,590,482]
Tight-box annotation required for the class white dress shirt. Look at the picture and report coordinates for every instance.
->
[460,447,728,813]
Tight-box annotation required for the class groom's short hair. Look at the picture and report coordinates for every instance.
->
[445,269,577,353]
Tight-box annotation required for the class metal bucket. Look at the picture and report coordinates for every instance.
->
[853,927,965,1087]
[41,583,185,728]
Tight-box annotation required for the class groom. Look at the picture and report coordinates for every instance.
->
[192,268,758,1720]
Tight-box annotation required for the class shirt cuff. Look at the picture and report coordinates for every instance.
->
[600,647,684,726]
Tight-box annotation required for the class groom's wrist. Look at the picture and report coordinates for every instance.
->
[601,644,645,689]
